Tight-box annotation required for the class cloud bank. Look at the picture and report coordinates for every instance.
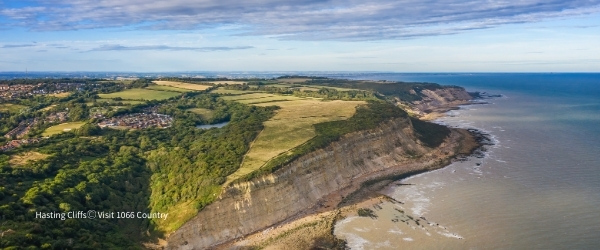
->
[1,0,599,40]
[88,45,254,52]
[1,44,36,48]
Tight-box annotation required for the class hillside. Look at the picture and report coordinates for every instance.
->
[0,76,475,249]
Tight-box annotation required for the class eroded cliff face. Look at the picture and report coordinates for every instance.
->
[407,87,472,116]
[166,117,464,249]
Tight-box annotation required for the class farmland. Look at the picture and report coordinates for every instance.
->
[221,93,307,104]
[42,122,86,136]
[146,85,192,92]
[276,78,312,83]
[221,91,365,184]
[87,99,146,106]
[153,80,212,91]
[237,96,305,104]
[98,88,180,101]
[211,88,258,95]
[209,81,247,85]
[220,93,277,101]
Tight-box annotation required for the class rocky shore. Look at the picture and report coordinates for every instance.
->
[165,87,482,250]
[218,127,486,249]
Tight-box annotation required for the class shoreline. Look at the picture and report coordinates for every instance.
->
[330,105,495,249]
[218,109,491,249]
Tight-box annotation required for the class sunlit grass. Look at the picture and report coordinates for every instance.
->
[98,89,180,101]
[187,108,214,119]
[210,88,259,95]
[146,85,192,92]
[9,151,51,166]
[42,122,86,136]
[0,104,27,112]
[152,81,212,91]
[225,98,365,184]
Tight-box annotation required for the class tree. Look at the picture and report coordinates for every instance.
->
[67,104,88,121]
[76,124,101,136]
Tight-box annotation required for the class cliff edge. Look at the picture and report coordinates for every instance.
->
[166,115,471,249]
[400,87,473,118]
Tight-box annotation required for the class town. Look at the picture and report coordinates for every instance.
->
[97,112,173,129]
[0,82,97,100]
[0,138,44,152]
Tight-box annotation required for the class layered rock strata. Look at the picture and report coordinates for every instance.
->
[167,117,467,249]
[408,87,473,115]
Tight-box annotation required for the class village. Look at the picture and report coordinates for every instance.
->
[0,109,174,152]
[0,102,173,152]
[97,112,173,129]
[0,84,40,100]
[1,112,69,152]
[3,118,39,139]
[3,112,68,140]
[0,138,44,152]
[0,82,91,100]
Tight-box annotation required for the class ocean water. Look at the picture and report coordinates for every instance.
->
[333,73,600,249]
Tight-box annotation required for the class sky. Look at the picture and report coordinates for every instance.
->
[0,0,599,72]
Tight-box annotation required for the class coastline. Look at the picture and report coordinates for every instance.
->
[164,87,486,249]
[331,104,495,249]
[216,107,490,249]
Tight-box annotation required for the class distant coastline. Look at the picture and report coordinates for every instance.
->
[2,71,599,80]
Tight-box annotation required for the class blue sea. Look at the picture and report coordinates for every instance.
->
[332,73,600,249]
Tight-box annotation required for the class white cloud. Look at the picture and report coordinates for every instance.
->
[88,44,254,51]
[1,0,599,40]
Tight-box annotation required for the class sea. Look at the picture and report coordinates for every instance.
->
[331,73,600,249]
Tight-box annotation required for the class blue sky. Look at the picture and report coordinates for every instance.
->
[1,0,599,72]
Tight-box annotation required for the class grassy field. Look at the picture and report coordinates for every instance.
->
[98,89,180,101]
[187,108,214,119]
[209,81,247,85]
[294,85,360,92]
[40,104,57,111]
[237,95,304,104]
[319,86,361,92]
[9,151,50,166]
[264,84,296,88]
[0,104,27,112]
[42,122,86,136]
[277,78,312,83]
[48,92,71,98]
[87,99,146,106]
[221,93,279,101]
[223,93,365,183]
[271,82,359,92]
[297,86,322,91]
[153,81,212,91]
[146,85,192,93]
[99,80,135,85]
[211,88,259,95]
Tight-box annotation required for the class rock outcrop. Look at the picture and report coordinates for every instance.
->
[166,117,467,249]
[408,87,473,116]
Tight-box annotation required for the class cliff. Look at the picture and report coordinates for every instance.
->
[166,117,467,249]
[405,87,473,116]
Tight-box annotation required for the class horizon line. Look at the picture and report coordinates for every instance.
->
[1,71,599,74]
